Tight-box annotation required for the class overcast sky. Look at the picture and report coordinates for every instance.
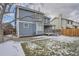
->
[28,3,79,22]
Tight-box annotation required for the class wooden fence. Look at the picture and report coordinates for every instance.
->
[61,29,79,36]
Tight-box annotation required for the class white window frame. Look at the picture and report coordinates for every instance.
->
[23,23,29,28]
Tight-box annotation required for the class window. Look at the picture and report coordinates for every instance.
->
[67,20,70,24]
[23,23,29,28]
[67,20,73,24]
[71,21,73,24]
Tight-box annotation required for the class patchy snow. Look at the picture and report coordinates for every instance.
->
[0,35,79,56]
[33,35,79,43]
[26,41,42,49]
[5,35,18,38]
[0,40,25,56]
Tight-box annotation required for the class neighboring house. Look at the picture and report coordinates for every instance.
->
[51,16,79,31]
[15,6,50,37]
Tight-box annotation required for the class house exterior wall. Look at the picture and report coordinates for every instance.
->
[61,19,67,29]
[51,17,62,30]
[51,17,79,30]
[19,8,43,22]
[16,7,44,37]
[36,21,44,35]
[18,21,36,36]
[61,19,74,29]
[72,22,79,28]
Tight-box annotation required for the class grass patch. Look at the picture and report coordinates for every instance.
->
[21,39,79,56]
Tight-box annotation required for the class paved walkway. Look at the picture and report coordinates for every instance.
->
[0,40,25,56]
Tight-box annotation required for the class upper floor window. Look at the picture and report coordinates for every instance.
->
[67,20,70,24]
[71,21,73,24]
[67,20,73,24]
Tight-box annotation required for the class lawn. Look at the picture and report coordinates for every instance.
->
[21,38,79,56]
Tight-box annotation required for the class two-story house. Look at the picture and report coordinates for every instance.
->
[51,16,79,31]
[15,6,51,37]
[15,6,45,37]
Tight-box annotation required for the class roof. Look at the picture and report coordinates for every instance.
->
[44,15,50,20]
[51,16,79,24]
[62,18,79,24]
[16,6,44,15]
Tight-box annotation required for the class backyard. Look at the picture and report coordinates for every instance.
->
[21,35,79,56]
[0,35,79,56]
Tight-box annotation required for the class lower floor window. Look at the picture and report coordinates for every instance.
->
[23,23,29,28]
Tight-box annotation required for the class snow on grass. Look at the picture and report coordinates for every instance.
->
[0,35,79,56]
[21,38,79,56]
[33,35,79,43]
[0,40,24,56]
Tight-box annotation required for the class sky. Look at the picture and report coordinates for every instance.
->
[3,3,79,26]
[32,3,79,22]
[3,4,16,26]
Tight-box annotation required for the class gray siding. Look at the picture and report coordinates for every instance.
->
[61,19,67,29]
[19,22,36,36]
[19,9,43,22]
[51,18,62,30]
[19,9,33,21]
[16,7,44,37]
[36,22,44,35]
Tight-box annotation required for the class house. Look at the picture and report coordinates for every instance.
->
[51,16,79,30]
[15,6,50,37]
[50,15,79,34]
